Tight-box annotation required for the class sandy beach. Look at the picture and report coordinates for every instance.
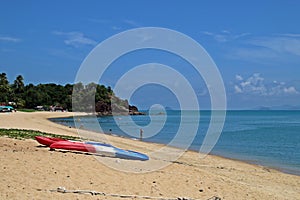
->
[0,112,299,200]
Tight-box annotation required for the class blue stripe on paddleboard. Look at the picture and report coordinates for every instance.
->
[85,142,149,161]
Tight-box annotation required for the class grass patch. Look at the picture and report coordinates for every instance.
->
[0,128,80,140]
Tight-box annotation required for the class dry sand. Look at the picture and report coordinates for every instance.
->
[0,111,299,200]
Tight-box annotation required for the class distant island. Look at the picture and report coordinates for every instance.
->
[253,105,300,110]
[0,73,143,115]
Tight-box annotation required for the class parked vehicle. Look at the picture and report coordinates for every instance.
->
[0,106,15,112]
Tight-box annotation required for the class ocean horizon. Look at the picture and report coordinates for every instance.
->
[51,110,300,176]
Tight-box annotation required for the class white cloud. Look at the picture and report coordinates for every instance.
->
[112,26,122,30]
[228,47,278,65]
[234,73,299,96]
[234,85,242,93]
[249,36,300,56]
[123,19,140,27]
[201,31,250,42]
[0,35,21,42]
[284,86,299,94]
[201,31,300,64]
[220,33,300,65]
[53,31,97,47]
[235,73,265,95]
[235,74,243,81]
[278,33,300,38]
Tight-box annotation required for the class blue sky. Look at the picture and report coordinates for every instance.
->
[1,0,300,109]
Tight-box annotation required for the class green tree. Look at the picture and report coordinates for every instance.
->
[0,72,131,112]
[63,84,73,111]
[23,84,45,108]
[12,75,25,107]
[12,75,25,93]
[0,73,13,103]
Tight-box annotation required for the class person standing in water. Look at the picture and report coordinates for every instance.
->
[140,128,143,141]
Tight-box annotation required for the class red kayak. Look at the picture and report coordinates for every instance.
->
[35,136,66,146]
[35,136,94,152]
[50,140,149,160]
[50,141,96,153]
[36,136,149,160]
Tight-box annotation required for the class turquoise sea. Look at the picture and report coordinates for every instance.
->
[51,110,300,175]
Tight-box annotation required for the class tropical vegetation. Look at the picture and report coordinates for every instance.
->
[0,73,123,112]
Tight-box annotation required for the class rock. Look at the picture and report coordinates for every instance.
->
[95,98,145,116]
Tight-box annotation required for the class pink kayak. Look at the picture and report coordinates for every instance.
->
[35,136,66,146]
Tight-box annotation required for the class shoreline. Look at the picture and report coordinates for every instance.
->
[0,111,299,199]
[50,113,300,176]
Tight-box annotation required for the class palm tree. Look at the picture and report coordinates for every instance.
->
[0,73,11,103]
[13,75,25,93]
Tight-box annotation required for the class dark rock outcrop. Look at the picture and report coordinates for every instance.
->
[95,96,144,116]
[129,105,145,115]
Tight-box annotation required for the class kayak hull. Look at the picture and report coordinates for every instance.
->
[50,141,149,161]
[35,136,66,146]
[50,141,95,152]
[35,136,149,161]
